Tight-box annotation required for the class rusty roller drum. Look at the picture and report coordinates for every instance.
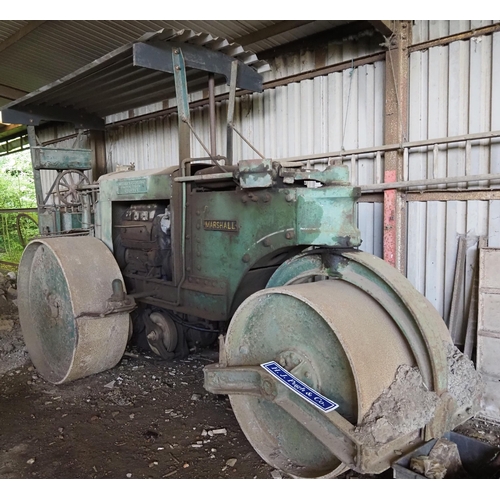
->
[17,237,131,384]
[211,250,458,478]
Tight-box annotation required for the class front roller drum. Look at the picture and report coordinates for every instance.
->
[205,250,482,478]
[18,236,131,384]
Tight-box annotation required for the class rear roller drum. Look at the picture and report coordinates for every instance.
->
[17,236,131,384]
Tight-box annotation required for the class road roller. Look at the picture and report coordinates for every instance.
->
[15,33,482,478]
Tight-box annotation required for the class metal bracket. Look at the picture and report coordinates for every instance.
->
[203,362,358,468]
[105,279,136,315]
[203,362,440,474]
[133,41,263,92]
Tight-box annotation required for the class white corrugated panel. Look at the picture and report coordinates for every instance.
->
[357,202,383,257]
[412,20,496,44]
[107,58,386,173]
[407,200,490,336]
[406,29,500,322]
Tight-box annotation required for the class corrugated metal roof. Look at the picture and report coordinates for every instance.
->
[0,20,28,43]
[1,29,271,129]
[0,19,350,109]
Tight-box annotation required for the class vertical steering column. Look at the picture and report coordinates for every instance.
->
[171,46,190,287]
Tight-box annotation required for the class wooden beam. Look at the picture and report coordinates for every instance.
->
[0,21,46,54]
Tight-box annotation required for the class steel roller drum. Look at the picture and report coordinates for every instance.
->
[222,251,453,478]
[17,236,130,384]
[225,280,417,477]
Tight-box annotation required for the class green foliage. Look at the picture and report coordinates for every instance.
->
[0,151,38,263]
[0,150,37,208]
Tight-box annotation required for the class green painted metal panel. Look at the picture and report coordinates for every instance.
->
[98,166,176,203]
[33,147,92,171]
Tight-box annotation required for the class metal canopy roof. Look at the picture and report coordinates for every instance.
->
[0,29,270,130]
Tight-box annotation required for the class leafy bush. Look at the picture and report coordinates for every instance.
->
[0,151,38,263]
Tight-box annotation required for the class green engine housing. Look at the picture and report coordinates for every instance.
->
[96,159,361,322]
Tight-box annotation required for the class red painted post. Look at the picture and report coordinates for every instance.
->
[383,22,410,273]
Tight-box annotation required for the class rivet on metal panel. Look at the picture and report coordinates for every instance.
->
[263,238,271,247]
[242,254,250,263]
[285,230,295,240]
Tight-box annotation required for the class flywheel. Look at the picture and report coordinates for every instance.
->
[204,250,482,477]
[17,236,132,384]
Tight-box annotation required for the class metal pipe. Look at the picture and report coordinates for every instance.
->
[409,22,500,53]
[279,130,500,164]
[175,172,233,183]
[226,60,238,166]
[179,156,226,177]
[183,119,225,170]
[81,191,92,233]
[208,73,216,156]
[360,173,500,193]
[0,208,38,214]
[229,123,265,159]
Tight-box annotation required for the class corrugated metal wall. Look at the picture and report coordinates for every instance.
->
[406,28,500,337]
[412,20,497,44]
[36,22,500,328]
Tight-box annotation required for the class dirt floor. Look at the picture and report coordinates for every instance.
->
[1,269,500,481]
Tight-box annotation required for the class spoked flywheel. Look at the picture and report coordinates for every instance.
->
[17,236,133,384]
[55,169,90,207]
[204,250,481,477]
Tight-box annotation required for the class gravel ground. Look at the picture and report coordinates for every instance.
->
[1,268,500,481]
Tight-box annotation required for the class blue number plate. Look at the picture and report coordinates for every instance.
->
[261,361,339,413]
